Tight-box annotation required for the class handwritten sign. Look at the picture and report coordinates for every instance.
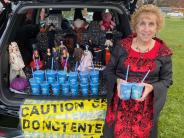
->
[20,99,107,137]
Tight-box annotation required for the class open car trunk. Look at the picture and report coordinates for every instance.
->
[0,1,131,117]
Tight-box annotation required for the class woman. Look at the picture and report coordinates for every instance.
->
[103,4,172,138]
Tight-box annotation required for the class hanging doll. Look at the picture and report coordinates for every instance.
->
[73,43,84,63]
[44,48,52,69]
[9,42,26,82]
[99,12,116,31]
[39,8,47,32]
[78,45,93,72]
[60,47,70,71]
[30,49,43,70]
[72,19,88,45]
[52,47,60,70]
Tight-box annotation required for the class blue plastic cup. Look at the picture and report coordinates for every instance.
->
[29,78,37,84]
[51,82,60,96]
[80,83,89,96]
[29,78,40,95]
[40,81,50,95]
[33,70,44,83]
[61,81,69,96]
[58,71,67,84]
[70,84,78,97]
[131,83,144,100]
[46,70,56,84]
[90,83,99,96]
[90,70,99,83]
[120,83,132,100]
[68,71,78,84]
[79,71,89,84]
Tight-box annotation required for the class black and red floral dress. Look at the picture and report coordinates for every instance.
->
[103,35,173,138]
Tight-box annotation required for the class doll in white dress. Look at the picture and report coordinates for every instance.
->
[9,42,26,82]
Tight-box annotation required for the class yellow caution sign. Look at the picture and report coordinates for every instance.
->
[20,98,107,137]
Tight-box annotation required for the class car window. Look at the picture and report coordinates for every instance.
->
[0,2,4,13]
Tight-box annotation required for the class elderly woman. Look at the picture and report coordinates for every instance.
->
[103,4,172,138]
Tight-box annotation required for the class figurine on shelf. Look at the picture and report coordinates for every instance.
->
[99,12,116,31]
[60,47,70,71]
[78,45,93,72]
[104,39,113,65]
[52,47,60,70]
[73,43,84,63]
[9,42,26,82]
[30,49,43,70]
[105,39,113,49]
[44,48,52,69]
[59,41,67,54]
[104,31,113,64]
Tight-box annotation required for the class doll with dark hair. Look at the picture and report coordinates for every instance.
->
[73,43,84,63]
[52,47,60,70]
[64,33,76,56]
[44,48,52,69]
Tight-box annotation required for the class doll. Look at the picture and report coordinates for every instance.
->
[104,31,113,64]
[59,40,66,54]
[99,12,116,31]
[104,39,113,65]
[73,43,84,63]
[30,49,43,70]
[9,42,26,82]
[39,8,47,32]
[72,19,89,32]
[65,34,76,55]
[78,45,93,72]
[72,19,88,45]
[60,47,70,71]
[52,47,60,70]
[44,48,52,69]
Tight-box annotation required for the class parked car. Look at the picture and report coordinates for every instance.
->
[0,1,137,135]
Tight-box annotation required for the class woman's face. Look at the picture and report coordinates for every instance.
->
[135,13,157,43]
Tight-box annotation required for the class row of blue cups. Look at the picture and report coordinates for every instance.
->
[120,83,144,100]
[29,79,99,96]
[32,70,99,84]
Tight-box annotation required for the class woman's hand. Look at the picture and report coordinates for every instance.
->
[117,78,127,98]
[136,83,154,102]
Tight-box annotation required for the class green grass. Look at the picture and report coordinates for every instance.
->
[158,17,184,138]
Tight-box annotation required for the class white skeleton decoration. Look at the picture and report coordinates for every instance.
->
[9,42,26,82]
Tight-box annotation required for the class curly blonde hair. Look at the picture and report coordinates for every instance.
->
[131,4,164,32]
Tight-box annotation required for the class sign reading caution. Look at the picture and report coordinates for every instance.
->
[20,98,107,138]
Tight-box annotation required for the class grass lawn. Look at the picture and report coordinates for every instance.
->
[158,17,184,138]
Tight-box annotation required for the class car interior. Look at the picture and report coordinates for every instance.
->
[0,2,131,117]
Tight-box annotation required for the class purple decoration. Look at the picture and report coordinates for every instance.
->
[10,77,29,91]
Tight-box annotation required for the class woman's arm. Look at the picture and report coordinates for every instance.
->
[152,56,173,114]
